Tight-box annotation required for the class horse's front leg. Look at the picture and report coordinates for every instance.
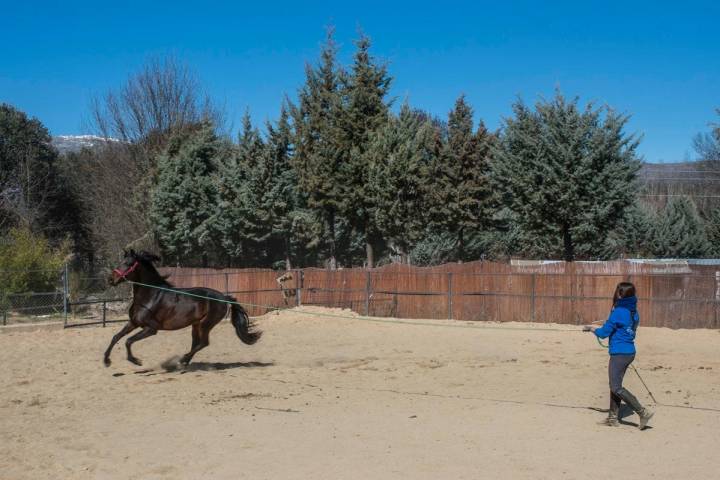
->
[104,322,137,367]
[125,326,157,366]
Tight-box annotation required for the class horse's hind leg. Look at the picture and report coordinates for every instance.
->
[104,322,137,367]
[180,322,209,366]
[125,326,157,366]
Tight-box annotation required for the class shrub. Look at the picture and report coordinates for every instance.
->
[0,228,70,294]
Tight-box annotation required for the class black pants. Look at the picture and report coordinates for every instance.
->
[608,354,635,413]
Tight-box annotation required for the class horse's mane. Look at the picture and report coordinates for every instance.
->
[133,251,173,287]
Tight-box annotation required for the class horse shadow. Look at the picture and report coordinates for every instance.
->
[180,361,274,372]
[131,360,274,376]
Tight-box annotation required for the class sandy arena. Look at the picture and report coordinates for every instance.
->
[1,306,719,479]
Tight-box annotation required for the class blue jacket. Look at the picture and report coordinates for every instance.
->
[594,296,639,355]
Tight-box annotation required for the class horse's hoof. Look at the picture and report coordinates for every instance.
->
[104,358,111,367]
[128,357,142,366]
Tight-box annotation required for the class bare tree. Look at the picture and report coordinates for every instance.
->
[88,55,221,150]
[71,56,221,265]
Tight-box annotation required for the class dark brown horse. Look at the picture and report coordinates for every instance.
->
[103,250,261,367]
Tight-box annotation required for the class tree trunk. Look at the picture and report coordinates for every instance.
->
[366,241,374,269]
[284,237,292,270]
[563,224,575,262]
[458,228,465,261]
[328,209,337,270]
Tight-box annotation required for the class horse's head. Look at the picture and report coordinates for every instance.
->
[108,249,160,286]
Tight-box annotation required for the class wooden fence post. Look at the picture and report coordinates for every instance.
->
[715,271,719,329]
[531,273,536,323]
[365,270,371,316]
[296,270,303,307]
[447,272,453,320]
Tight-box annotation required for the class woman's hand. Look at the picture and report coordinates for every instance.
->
[583,325,597,332]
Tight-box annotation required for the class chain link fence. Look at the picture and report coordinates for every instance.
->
[0,267,131,327]
[64,270,131,327]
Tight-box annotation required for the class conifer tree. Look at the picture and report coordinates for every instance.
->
[491,93,641,261]
[263,105,321,268]
[340,34,392,266]
[427,95,494,260]
[704,207,720,256]
[290,31,346,268]
[616,203,656,257]
[651,196,711,257]
[214,112,269,266]
[150,123,222,265]
[367,105,426,262]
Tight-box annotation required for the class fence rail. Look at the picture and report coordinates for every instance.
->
[3,260,720,329]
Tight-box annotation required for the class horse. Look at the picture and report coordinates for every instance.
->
[103,250,261,367]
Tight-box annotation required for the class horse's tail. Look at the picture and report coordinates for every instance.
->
[228,298,262,345]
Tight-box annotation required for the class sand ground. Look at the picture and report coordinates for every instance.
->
[1,306,719,480]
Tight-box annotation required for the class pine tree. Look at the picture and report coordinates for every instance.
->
[214,112,269,266]
[427,95,494,260]
[491,92,641,261]
[237,111,271,260]
[340,33,392,267]
[367,105,426,262]
[263,105,321,268]
[290,30,346,268]
[150,123,222,265]
[617,203,656,258]
[651,196,711,258]
[704,207,720,256]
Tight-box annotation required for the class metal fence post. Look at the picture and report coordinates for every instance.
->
[63,263,69,327]
[365,270,371,316]
[102,301,107,327]
[447,272,453,320]
[531,273,536,323]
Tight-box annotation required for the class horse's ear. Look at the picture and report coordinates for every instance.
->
[149,254,161,263]
[122,249,128,257]
[129,249,136,257]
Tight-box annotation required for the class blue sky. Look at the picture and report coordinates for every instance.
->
[2,1,719,163]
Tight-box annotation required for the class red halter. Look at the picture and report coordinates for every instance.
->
[113,260,139,278]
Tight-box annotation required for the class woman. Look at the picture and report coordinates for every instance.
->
[586,282,654,429]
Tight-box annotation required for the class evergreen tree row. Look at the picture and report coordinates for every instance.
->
[146,33,719,267]
[4,33,719,270]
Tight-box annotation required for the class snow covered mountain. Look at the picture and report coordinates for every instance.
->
[52,135,121,154]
